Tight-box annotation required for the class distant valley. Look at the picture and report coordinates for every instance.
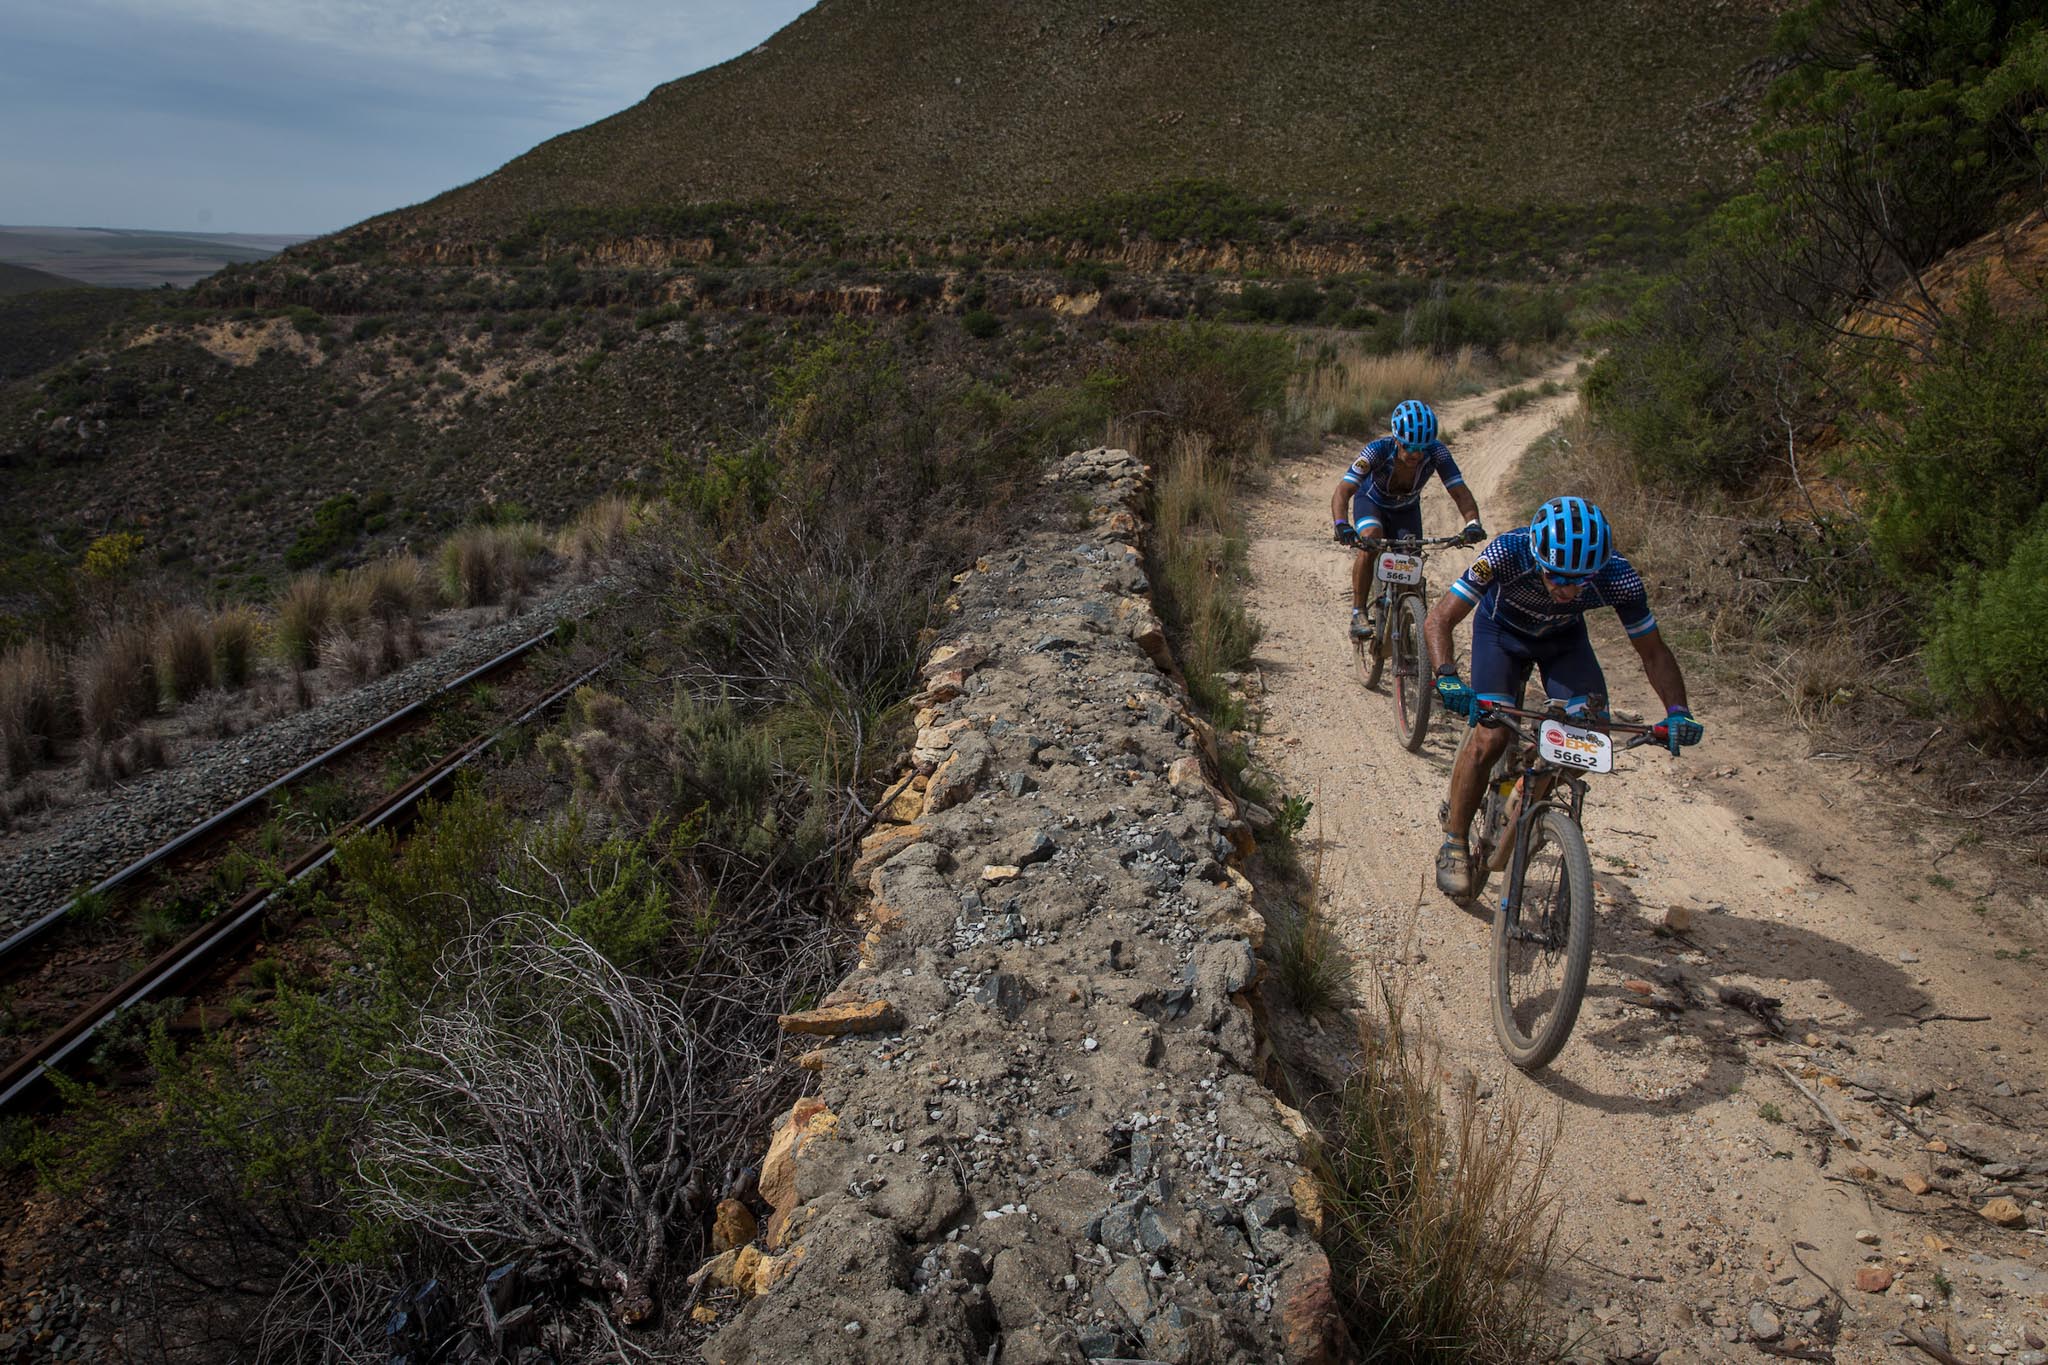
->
[0,225,313,290]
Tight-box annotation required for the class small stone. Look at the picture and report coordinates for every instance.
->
[1082,1037,1099,1051]
[1622,979,1654,996]
[2028,1331,2046,1350]
[2015,1351,2047,1365]
[1908,1293,1927,1309]
[1855,1228,1880,1245]
[1616,1189,1648,1205]
[1854,1266,1894,1293]
[1980,1197,2027,1228]
[1662,904,1696,934]
[1903,1174,1934,1196]
[690,1306,718,1325]
[843,1321,863,1337]
[1748,1304,1783,1342]
[982,864,1022,883]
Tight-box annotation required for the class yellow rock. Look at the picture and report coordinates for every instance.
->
[778,1000,904,1036]
[711,1198,758,1253]
[851,823,926,882]
[690,1306,718,1324]
[760,1099,839,1247]
[795,1048,831,1072]
[1902,1173,1933,1196]
[983,864,1022,882]
[1980,1196,2027,1228]
[1292,1173,1327,1240]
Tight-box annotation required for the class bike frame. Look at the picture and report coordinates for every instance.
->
[1478,701,1653,926]
[1365,533,1466,666]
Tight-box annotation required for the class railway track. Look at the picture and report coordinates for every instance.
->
[0,624,605,1113]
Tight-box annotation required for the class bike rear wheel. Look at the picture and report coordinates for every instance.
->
[1490,808,1595,1071]
[1391,592,1432,752]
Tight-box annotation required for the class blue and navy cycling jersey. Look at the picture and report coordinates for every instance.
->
[1449,529,1657,641]
[1339,437,1466,510]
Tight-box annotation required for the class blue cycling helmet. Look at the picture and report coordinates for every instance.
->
[1389,399,1438,448]
[1528,496,1613,578]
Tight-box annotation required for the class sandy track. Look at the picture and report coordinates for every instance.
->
[1245,370,2048,1362]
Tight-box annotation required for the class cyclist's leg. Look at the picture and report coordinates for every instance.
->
[1349,491,1397,631]
[1530,623,1608,718]
[1441,613,1531,894]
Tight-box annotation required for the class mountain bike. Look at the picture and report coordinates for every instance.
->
[1354,532,1468,753]
[1447,698,1668,1070]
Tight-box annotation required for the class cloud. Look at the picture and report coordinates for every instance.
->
[0,0,812,231]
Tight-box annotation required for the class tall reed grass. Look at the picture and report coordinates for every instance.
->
[1,641,72,780]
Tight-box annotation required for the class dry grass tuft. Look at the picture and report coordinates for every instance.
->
[209,605,263,688]
[557,496,643,573]
[440,524,549,607]
[1313,978,1561,1362]
[155,608,216,704]
[1289,344,1483,439]
[75,622,159,741]
[351,554,437,624]
[276,574,338,669]
[1151,430,1260,717]
[1,640,74,781]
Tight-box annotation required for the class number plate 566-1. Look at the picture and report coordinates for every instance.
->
[1376,552,1422,585]
[1539,722,1612,773]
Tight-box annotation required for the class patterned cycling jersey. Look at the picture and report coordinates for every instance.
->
[1448,529,1657,640]
[1338,437,1466,510]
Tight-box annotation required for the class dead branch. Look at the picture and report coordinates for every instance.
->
[1772,1060,1858,1150]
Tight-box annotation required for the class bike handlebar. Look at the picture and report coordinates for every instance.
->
[1473,699,1662,748]
[1376,533,1472,551]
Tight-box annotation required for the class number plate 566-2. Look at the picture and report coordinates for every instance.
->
[1376,552,1422,585]
[1539,722,1612,773]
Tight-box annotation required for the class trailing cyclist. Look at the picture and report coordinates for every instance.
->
[1330,399,1486,641]
[1423,496,1703,899]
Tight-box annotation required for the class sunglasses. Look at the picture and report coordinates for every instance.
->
[1544,570,1594,587]
[1397,440,1430,453]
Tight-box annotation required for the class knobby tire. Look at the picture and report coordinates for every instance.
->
[1490,808,1595,1071]
[1392,592,1432,752]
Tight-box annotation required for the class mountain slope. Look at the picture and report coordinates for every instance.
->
[370,0,1782,245]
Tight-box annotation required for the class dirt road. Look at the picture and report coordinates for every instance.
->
[1244,370,2048,1363]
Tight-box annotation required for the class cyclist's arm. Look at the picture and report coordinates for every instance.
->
[1628,627,1691,715]
[1331,478,1354,525]
[1448,482,1481,526]
[1424,590,1474,673]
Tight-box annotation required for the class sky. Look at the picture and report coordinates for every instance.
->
[0,0,815,235]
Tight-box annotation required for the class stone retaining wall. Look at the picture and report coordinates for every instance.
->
[699,449,1337,1365]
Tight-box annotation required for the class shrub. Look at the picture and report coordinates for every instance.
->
[1115,322,1293,458]
[1,641,72,780]
[961,308,1001,339]
[1927,517,2048,744]
[155,607,215,704]
[284,493,365,571]
[75,621,158,740]
[275,573,336,669]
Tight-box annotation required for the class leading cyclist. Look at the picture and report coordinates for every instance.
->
[1423,496,1703,899]
[1330,399,1486,642]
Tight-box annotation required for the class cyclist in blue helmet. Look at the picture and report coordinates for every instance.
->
[1422,496,1703,899]
[1329,398,1486,641]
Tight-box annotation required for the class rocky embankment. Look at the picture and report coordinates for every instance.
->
[696,449,1336,1365]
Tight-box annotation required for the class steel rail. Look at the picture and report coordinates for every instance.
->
[0,619,570,964]
[0,656,606,1114]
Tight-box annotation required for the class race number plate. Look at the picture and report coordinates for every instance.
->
[1539,721,1613,773]
[1376,552,1423,585]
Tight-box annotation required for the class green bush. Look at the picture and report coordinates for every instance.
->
[284,493,365,570]
[961,308,1001,339]
[1858,285,2048,584]
[1928,516,2048,742]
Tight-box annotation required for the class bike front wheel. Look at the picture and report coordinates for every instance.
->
[1490,808,1595,1071]
[1391,592,1432,752]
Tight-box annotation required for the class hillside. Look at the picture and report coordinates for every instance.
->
[358,0,1782,249]
[0,263,77,297]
